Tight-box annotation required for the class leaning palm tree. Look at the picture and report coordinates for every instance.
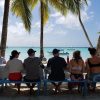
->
[0,0,32,57]
[63,0,93,47]
[0,0,10,57]
[12,0,67,59]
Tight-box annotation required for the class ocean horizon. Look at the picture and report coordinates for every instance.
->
[5,47,91,62]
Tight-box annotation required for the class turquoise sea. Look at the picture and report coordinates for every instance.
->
[5,47,91,62]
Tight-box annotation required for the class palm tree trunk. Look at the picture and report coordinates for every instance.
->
[78,9,93,47]
[0,0,10,57]
[40,0,44,59]
[96,36,100,56]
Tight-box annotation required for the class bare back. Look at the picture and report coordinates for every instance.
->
[86,56,100,73]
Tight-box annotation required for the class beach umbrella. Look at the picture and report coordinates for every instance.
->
[97,35,100,56]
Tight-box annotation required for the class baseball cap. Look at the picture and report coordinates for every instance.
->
[27,48,36,54]
[52,49,60,54]
[11,50,20,56]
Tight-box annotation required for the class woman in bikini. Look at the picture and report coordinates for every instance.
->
[68,50,85,90]
[86,48,100,90]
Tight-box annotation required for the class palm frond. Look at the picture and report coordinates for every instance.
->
[26,0,39,10]
[49,0,67,16]
[63,0,88,15]
[11,0,32,32]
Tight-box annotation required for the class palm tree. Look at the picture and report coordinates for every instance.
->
[0,0,32,57]
[37,0,67,59]
[63,0,93,47]
[0,0,10,57]
[12,0,67,59]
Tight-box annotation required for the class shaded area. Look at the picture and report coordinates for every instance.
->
[0,84,100,100]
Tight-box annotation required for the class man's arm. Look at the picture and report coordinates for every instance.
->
[47,59,52,68]
[62,58,67,70]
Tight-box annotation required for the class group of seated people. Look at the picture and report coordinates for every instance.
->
[45,48,100,93]
[0,47,100,94]
[0,49,44,94]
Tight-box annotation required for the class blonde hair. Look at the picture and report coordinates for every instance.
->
[73,50,82,63]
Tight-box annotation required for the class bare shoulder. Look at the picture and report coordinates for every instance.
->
[80,59,84,63]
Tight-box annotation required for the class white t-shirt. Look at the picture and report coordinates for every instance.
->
[6,58,23,73]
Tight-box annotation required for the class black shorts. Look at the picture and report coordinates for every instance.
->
[71,74,83,80]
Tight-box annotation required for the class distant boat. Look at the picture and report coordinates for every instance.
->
[48,49,69,55]
[67,48,75,51]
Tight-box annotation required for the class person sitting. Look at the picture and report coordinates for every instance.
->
[68,50,85,91]
[6,50,23,93]
[47,49,67,93]
[23,48,44,94]
[86,48,100,90]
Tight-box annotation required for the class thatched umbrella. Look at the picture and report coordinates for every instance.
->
[97,35,100,56]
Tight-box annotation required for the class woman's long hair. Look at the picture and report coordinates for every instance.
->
[10,55,15,60]
[73,50,82,63]
[9,50,19,60]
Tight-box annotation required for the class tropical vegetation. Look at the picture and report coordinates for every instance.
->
[0,0,94,58]
[0,0,32,57]
[63,0,93,47]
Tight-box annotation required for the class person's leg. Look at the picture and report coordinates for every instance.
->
[51,82,57,87]
[68,74,76,90]
[17,83,20,94]
[29,78,40,95]
[57,82,62,92]
[23,76,30,87]
[8,73,22,94]
[51,82,58,92]
[77,74,84,92]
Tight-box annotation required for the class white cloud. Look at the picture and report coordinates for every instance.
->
[7,34,39,47]
[6,20,40,46]
[32,22,40,29]
[50,0,93,30]
[0,0,4,10]
[44,22,54,34]
[87,0,92,6]
[55,12,80,30]
[8,22,27,37]
[52,9,91,30]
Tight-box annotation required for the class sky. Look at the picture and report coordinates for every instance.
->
[0,0,100,47]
